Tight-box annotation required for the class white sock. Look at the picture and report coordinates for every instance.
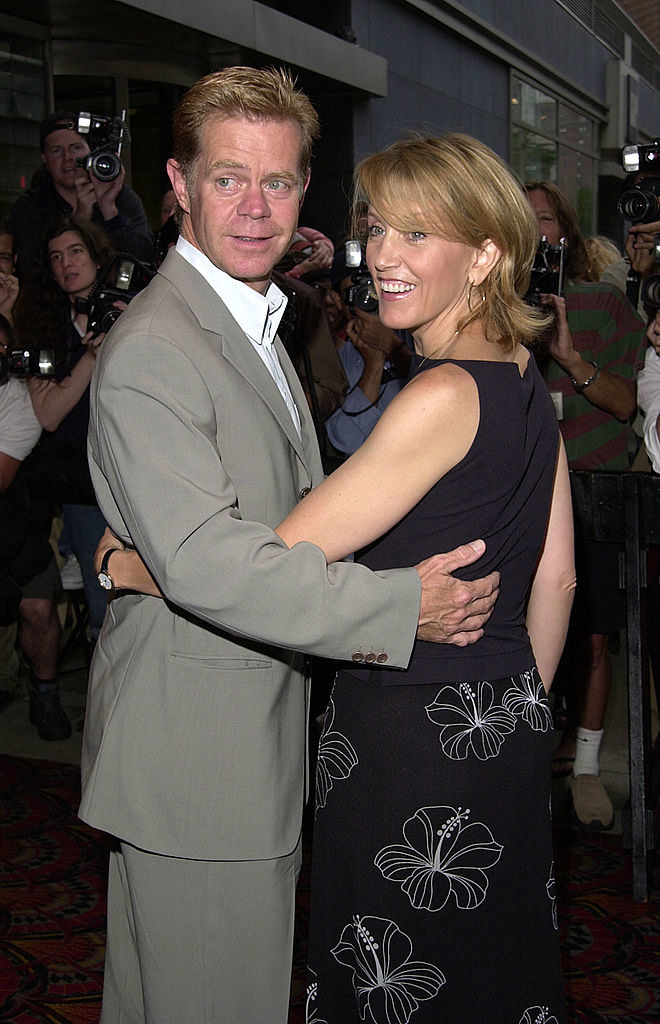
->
[572,727,604,777]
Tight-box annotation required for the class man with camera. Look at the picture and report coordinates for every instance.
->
[10,112,154,280]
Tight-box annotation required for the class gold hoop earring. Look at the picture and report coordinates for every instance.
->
[467,280,484,312]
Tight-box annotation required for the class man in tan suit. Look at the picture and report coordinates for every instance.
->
[80,67,499,1023]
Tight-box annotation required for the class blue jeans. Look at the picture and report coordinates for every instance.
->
[61,504,108,638]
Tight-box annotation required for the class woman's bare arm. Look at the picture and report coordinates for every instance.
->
[275,363,479,562]
[96,363,480,593]
[28,331,102,431]
[526,439,576,692]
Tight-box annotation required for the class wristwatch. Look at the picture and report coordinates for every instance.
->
[97,548,120,591]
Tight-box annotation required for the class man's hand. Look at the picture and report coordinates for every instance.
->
[92,164,126,222]
[73,173,96,221]
[94,526,125,575]
[648,310,660,353]
[416,539,499,645]
[626,221,660,277]
[0,273,19,320]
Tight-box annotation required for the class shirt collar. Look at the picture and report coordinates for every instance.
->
[175,235,287,347]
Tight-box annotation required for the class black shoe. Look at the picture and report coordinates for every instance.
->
[28,683,72,741]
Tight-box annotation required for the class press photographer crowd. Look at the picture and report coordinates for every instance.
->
[0,104,659,846]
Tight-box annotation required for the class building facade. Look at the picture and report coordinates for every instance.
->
[1,0,658,242]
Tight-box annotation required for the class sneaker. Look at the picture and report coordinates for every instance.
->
[569,774,614,830]
[60,554,83,590]
[28,682,72,741]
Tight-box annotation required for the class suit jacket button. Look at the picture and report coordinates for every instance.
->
[299,486,311,499]
[351,652,364,662]
[365,652,376,663]
[376,653,388,664]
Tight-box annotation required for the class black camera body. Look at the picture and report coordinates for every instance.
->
[343,240,378,315]
[74,110,127,183]
[617,177,660,225]
[0,348,55,384]
[75,253,154,337]
[524,236,567,306]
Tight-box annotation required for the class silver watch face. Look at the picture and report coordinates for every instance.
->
[98,571,113,591]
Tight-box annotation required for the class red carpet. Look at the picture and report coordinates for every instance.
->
[0,755,657,1023]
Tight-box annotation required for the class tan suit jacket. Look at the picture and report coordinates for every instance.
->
[79,249,420,861]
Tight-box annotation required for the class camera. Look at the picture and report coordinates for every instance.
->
[0,348,55,384]
[75,252,154,337]
[343,240,378,315]
[74,110,127,182]
[524,236,567,306]
[617,177,660,225]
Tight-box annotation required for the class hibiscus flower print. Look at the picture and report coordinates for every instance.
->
[305,968,327,1024]
[503,670,552,732]
[374,805,503,911]
[315,699,358,813]
[331,915,445,1024]
[425,681,516,759]
[546,862,558,930]
[520,1007,560,1024]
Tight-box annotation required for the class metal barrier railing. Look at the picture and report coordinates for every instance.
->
[569,470,660,901]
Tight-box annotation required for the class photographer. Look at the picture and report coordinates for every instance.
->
[525,180,646,830]
[10,111,154,281]
[13,217,117,641]
[325,250,411,456]
[601,165,660,319]
[0,313,66,739]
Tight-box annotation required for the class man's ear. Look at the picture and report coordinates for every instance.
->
[167,159,191,216]
[299,169,311,208]
[472,239,501,285]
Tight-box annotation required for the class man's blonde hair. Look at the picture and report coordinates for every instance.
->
[354,133,550,348]
[172,65,320,193]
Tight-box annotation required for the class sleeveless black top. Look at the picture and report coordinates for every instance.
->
[354,352,559,685]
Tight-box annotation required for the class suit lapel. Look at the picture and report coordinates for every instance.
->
[159,250,309,464]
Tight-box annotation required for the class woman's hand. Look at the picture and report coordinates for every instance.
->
[82,330,106,356]
[538,292,573,363]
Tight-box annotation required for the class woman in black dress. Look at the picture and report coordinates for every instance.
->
[98,134,575,1024]
[275,134,575,1024]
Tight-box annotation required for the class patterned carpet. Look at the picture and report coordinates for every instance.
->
[0,754,657,1024]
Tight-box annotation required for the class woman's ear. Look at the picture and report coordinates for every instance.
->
[471,239,501,285]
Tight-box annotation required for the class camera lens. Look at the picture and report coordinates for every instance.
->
[101,307,123,332]
[617,188,660,224]
[355,285,379,314]
[641,275,660,311]
[90,150,121,182]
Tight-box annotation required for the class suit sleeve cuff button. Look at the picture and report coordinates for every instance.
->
[351,652,365,662]
[376,653,388,664]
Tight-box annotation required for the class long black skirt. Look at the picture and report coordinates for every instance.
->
[306,667,566,1024]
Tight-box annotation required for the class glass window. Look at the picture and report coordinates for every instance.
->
[510,75,598,236]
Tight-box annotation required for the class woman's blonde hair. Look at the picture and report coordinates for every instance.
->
[353,133,550,348]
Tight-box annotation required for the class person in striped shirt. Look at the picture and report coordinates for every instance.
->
[524,181,646,830]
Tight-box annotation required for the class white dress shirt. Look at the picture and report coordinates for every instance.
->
[176,236,301,437]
